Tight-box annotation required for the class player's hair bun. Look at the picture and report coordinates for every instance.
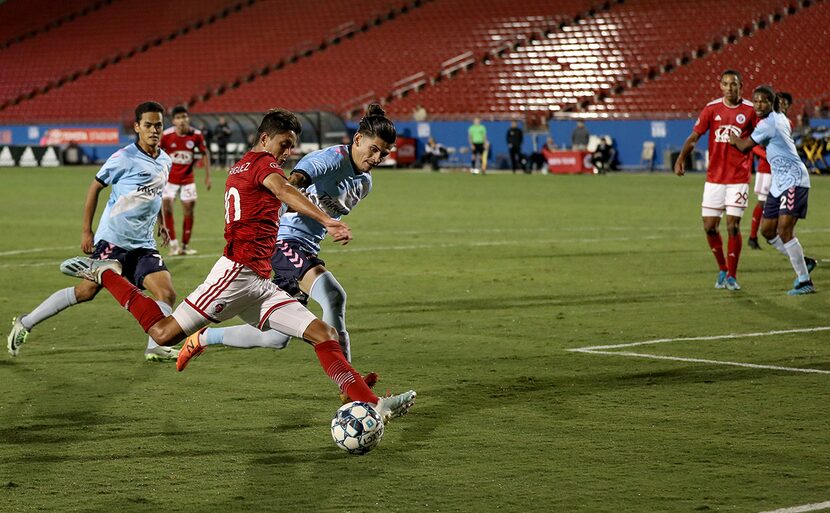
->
[365,103,386,118]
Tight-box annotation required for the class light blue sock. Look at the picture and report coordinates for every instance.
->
[204,327,226,346]
[203,325,291,349]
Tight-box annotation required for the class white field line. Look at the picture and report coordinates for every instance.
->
[567,326,830,375]
[0,233,696,269]
[758,501,830,513]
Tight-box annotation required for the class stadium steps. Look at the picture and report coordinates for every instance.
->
[0,0,255,114]
[381,0,620,120]
[382,0,793,118]
[584,0,822,118]
[191,0,607,116]
[186,0,430,112]
[0,0,422,122]
[0,0,113,50]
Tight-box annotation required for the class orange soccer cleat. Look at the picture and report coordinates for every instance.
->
[176,330,205,372]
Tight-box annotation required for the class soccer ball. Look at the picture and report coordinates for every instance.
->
[331,401,384,455]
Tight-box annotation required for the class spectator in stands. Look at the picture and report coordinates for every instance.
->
[506,121,524,173]
[413,104,428,122]
[468,117,488,174]
[571,120,590,150]
[422,137,446,171]
[215,116,232,166]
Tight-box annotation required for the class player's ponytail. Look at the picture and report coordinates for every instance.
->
[754,85,780,113]
[357,103,396,145]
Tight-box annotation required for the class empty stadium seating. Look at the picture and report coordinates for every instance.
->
[194,0,601,114]
[0,0,99,45]
[0,0,413,121]
[0,0,244,106]
[0,0,826,122]
[588,0,830,118]
[387,0,792,118]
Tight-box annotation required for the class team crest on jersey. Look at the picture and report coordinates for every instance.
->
[213,302,226,315]
[714,125,741,143]
[736,114,746,124]
[186,140,195,149]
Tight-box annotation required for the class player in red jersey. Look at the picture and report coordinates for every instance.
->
[675,70,758,291]
[748,91,793,249]
[59,108,416,423]
[160,105,212,256]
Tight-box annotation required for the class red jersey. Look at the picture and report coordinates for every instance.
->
[160,127,207,185]
[693,98,757,184]
[223,151,285,278]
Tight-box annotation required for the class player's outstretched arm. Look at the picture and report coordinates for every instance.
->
[263,174,352,244]
[729,134,756,152]
[80,179,106,254]
[674,132,699,176]
[203,150,212,191]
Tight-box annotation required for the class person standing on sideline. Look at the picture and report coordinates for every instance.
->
[674,70,757,291]
[571,120,590,150]
[8,101,180,362]
[215,116,232,167]
[730,85,817,295]
[506,121,524,173]
[160,105,212,256]
[468,117,488,174]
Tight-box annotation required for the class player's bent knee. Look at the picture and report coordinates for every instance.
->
[303,320,338,345]
[74,282,101,302]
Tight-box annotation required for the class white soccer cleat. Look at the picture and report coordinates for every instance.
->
[7,316,29,357]
[168,240,183,256]
[144,345,180,362]
[373,390,416,423]
[181,246,198,256]
[60,257,122,285]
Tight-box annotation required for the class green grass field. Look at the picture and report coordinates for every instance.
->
[1,166,829,513]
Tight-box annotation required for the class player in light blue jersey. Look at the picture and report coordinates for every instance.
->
[8,102,183,359]
[182,104,397,399]
[730,85,817,295]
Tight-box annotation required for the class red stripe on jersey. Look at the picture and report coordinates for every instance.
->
[184,298,220,323]
[195,262,242,311]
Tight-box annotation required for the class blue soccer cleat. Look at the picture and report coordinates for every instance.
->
[788,280,816,296]
[715,270,728,289]
[725,276,741,291]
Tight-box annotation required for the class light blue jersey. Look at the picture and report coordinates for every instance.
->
[279,145,372,254]
[751,111,810,197]
[94,143,171,251]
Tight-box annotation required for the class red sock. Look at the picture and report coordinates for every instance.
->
[727,233,742,278]
[706,232,727,272]
[165,214,176,241]
[100,271,166,332]
[314,340,379,403]
[182,215,194,246]
[750,203,762,239]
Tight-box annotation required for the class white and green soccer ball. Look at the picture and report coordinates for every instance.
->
[331,401,384,455]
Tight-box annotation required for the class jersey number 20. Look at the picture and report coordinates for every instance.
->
[225,187,241,223]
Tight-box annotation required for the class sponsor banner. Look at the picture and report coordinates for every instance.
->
[39,127,120,145]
